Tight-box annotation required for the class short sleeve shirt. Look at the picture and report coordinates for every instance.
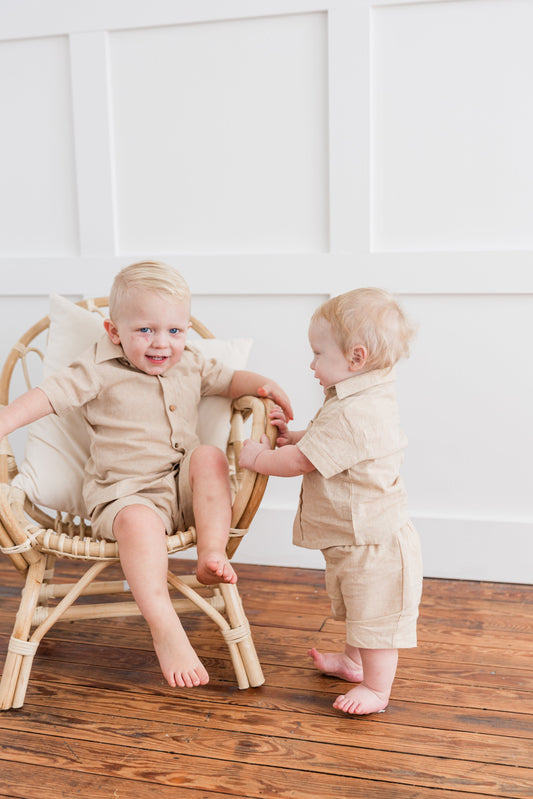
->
[293,368,410,549]
[39,334,234,516]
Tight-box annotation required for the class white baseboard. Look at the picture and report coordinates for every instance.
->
[226,508,533,584]
[169,507,532,584]
[411,515,533,584]
[232,508,325,570]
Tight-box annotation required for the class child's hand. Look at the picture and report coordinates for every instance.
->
[239,435,271,471]
[270,405,291,447]
[257,384,294,421]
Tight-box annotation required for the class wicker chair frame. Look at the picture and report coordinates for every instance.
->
[0,298,275,709]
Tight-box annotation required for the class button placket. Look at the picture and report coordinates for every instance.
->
[159,376,180,449]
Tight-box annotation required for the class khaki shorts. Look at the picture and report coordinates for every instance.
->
[321,520,423,649]
[90,450,195,541]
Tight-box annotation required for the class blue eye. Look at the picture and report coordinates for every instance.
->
[169,328,179,335]
[140,327,151,333]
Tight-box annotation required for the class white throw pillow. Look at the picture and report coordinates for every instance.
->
[13,294,252,518]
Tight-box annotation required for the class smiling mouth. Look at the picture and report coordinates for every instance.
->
[147,355,168,362]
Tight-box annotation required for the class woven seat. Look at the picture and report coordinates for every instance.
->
[0,298,276,709]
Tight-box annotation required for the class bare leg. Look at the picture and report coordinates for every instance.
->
[189,445,237,585]
[333,647,398,715]
[113,504,209,688]
[308,646,364,683]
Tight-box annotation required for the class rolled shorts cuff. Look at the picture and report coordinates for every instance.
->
[90,495,172,541]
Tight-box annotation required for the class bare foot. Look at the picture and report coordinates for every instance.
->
[308,647,364,683]
[152,618,209,688]
[196,551,237,585]
[333,684,389,715]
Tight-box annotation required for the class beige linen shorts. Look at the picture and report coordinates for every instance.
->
[321,520,423,649]
[90,450,195,541]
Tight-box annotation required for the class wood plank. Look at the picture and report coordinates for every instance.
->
[0,761,239,799]
[0,759,497,799]
[1,559,532,799]
[7,619,530,673]
[15,634,533,706]
[20,648,533,716]
[3,691,531,769]
[2,726,530,798]
[9,630,533,697]
[21,678,533,741]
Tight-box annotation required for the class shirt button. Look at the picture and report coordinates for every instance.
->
[169,404,176,412]
[174,442,180,449]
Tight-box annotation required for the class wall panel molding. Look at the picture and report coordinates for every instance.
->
[0,254,531,296]
[0,0,333,40]
[69,31,117,255]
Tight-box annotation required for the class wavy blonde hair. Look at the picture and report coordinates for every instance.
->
[312,287,416,371]
[109,261,191,320]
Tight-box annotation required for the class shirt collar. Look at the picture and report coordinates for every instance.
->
[331,367,396,400]
[95,333,128,365]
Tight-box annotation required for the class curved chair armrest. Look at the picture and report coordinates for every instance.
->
[227,395,277,557]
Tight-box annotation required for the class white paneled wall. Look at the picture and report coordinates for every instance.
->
[0,0,531,582]
[110,13,329,254]
[371,0,533,252]
[0,35,78,255]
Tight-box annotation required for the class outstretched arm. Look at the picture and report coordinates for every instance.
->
[239,434,314,477]
[0,387,54,440]
[225,370,294,421]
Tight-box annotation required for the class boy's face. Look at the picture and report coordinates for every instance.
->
[308,317,354,389]
[104,289,190,376]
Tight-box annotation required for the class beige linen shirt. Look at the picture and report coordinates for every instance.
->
[293,368,410,549]
[39,335,234,518]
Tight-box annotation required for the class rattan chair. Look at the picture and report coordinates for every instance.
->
[0,298,276,710]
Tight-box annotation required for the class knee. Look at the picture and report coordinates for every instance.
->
[113,505,137,534]
[190,445,229,484]
[112,503,165,538]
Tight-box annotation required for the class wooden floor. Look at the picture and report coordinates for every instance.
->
[0,557,532,799]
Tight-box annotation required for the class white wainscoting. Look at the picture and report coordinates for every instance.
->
[0,0,531,582]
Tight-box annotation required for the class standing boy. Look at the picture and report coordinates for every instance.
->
[239,287,422,715]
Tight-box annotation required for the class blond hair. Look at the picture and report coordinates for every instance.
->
[109,261,191,320]
[312,287,416,371]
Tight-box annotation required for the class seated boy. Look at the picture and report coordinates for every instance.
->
[0,261,293,690]
[239,287,422,715]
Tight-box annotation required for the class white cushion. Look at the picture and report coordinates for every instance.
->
[13,294,252,518]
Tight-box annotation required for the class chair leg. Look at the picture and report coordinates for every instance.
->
[0,556,47,710]
[166,571,264,689]
[218,582,265,688]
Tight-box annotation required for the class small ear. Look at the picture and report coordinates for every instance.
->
[104,318,121,345]
[349,345,368,372]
